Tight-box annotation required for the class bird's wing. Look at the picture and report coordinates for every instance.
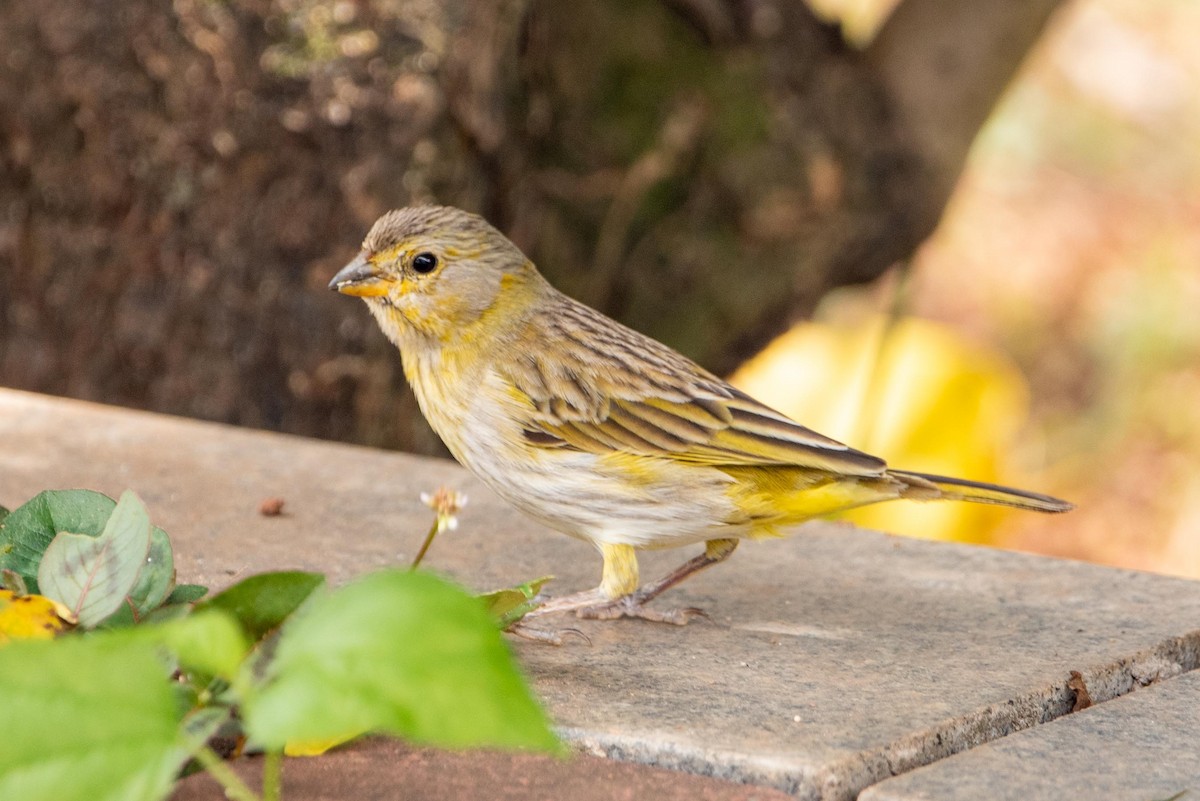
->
[501,298,887,476]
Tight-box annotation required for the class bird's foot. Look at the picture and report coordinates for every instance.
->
[576,593,708,626]
[505,620,591,646]
[523,588,608,618]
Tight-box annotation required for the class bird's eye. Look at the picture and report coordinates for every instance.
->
[411,252,438,274]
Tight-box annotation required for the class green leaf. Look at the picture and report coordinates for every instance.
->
[139,603,195,625]
[1,568,28,596]
[198,571,325,642]
[0,505,9,527]
[0,489,119,587]
[132,527,176,612]
[0,490,175,615]
[242,570,558,753]
[0,633,196,801]
[37,491,153,628]
[100,527,178,628]
[480,576,554,629]
[134,610,250,680]
[166,584,209,604]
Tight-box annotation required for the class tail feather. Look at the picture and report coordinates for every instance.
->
[890,470,1073,513]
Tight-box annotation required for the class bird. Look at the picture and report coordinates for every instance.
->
[329,205,1071,631]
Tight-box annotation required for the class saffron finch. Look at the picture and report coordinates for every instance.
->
[330,206,1071,628]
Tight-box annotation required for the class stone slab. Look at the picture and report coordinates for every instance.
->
[171,738,794,801]
[4,389,1200,800]
[859,668,1200,801]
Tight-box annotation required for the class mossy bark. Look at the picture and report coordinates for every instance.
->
[0,0,1063,453]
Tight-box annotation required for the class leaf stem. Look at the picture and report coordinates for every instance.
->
[263,750,283,801]
[194,746,262,801]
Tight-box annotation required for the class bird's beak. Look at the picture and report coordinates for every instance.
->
[328,253,390,297]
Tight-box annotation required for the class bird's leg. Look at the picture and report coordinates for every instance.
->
[524,542,639,618]
[514,543,635,643]
[507,595,598,646]
[505,620,591,646]
[522,587,610,617]
[631,537,739,604]
[577,538,739,624]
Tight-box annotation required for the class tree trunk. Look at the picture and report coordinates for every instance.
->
[0,0,1065,453]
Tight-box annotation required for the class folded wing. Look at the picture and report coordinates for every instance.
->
[503,295,886,476]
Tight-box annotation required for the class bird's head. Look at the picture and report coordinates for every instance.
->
[329,206,537,346]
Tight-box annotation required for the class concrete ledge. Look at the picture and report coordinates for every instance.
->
[4,389,1200,800]
[860,669,1200,801]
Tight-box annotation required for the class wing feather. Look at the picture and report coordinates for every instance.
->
[504,294,887,476]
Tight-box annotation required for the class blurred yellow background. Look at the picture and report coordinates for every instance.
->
[736,0,1200,576]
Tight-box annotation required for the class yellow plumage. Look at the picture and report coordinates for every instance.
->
[330,205,1071,633]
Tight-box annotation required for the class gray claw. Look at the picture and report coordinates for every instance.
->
[506,621,592,646]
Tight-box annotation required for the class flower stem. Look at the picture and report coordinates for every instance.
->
[410,518,440,571]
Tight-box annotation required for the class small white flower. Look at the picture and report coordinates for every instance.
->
[420,487,468,534]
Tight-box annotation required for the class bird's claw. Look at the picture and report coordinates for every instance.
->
[577,595,708,625]
[505,620,591,646]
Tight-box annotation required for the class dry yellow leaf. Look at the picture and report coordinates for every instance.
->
[283,734,358,757]
[732,314,1041,544]
[0,590,77,643]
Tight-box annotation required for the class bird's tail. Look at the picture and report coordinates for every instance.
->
[889,470,1073,513]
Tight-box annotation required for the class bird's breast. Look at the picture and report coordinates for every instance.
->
[401,346,749,548]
